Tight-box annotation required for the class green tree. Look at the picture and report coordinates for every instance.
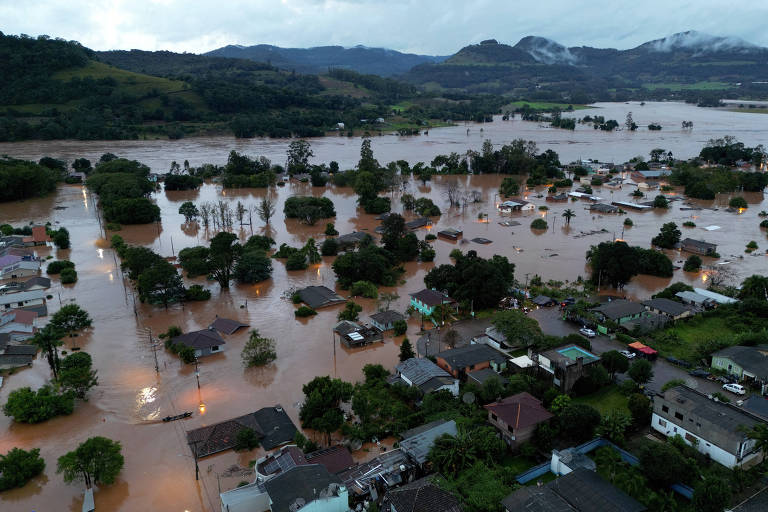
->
[3,385,74,423]
[559,403,601,443]
[286,139,314,175]
[50,303,92,338]
[742,422,768,461]
[549,394,572,414]
[234,250,272,284]
[601,350,630,378]
[651,222,681,249]
[52,227,70,249]
[683,255,702,272]
[58,352,98,399]
[303,238,322,264]
[30,324,64,380]
[234,428,261,451]
[586,241,638,288]
[653,195,669,208]
[693,474,731,512]
[739,275,768,301]
[208,231,241,288]
[597,409,632,444]
[492,310,543,349]
[321,238,338,256]
[499,177,520,197]
[531,218,548,230]
[628,359,654,386]
[0,447,46,491]
[338,301,363,321]
[178,201,199,223]
[638,441,689,488]
[399,338,415,361]
[241,330,277,367]
[357,137,379,173]
[627,394,651,427]
[57,436,124,489]
[60,267,78,284]
[562,209,576,225]
[729,196,748,209]
[299,376,353,445]
[137,261,184,307]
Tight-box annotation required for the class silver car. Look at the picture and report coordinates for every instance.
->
[579,327,596,338]
[722,383,746,395]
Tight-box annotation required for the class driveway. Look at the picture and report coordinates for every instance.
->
[531,306,726,396]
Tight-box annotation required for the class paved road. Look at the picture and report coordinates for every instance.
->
[415,317,492,358]
[530,307,726,396]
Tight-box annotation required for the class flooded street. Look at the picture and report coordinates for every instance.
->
[0,102,766,511]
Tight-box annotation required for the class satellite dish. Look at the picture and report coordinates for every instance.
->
[462,392,476,404]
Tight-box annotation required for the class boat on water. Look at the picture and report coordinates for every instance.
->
[162,411,192,422]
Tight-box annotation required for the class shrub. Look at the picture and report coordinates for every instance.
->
[321,238,338,256]
[337,301,362,321]
[184,285,211,301]
[682,221,696,227]
[653,195,669,208]
[538,205,549,211]
[0,447,46,491]
[105,222,121,231]
[393,319,407,336]
[449,249,462,259]
[234,428,261,451]
[530,218,548,230]
[47,260,75,274]
[60,268,78,284]
[683,255,702,272]
[350,281,378,299]
[285,252,308,271]
[425,233,437,241]
[729,196,747,209]
[295,306,317,317]
[324,223,339,236]
[419,245,436,262]
[623,218,633,226]
[241,330,277,367]
[761,219,768,228]
[3,385,75,423]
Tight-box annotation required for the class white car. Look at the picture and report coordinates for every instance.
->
[579,327,596,338]
[619,350,636,359]
[723,383,746,395]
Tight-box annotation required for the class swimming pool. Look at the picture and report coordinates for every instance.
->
[557,345,599,362]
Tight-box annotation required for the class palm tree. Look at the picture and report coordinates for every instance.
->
[31,324,65,380]
[427,432,476,477]
[562,208,576,225]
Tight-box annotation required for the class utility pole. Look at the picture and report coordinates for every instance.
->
[149,328,159,374]
[194,358,201,389]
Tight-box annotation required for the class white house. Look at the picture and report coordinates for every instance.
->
[0,289,45,312]
[652,385,765,468]
[499,200,535,212]
[0,259,41,279]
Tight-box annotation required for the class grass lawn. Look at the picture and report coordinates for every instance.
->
[649,315,734,362]
[500,454,537,474]
[573,385,629,415]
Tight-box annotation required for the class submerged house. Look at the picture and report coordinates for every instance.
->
[333,320,383,348]
[22,226,51,247]
[394,357,459,396]
[297,285,346,309]
[0,289,46,312]
[437,228,463,240]
[171,328,225,358]
[369,310,405,332]
[435,344,508,379]
[681,238,718,256]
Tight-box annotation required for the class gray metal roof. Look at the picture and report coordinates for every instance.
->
[681,238,717,251]
[298,285,346,309]
[383,476,463,512]
[336,231,370,246]
[641,298,690,317]
[208,317,249,335]
[436,344,507,370]
[399,419,457,465]
[264,464,343,512]
[369,310,405,325]
[396,357,452,386]
[713,345,768,380]
[171,329,225,350]
[591,300,645,321]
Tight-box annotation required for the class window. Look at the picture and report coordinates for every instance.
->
[662,405,669,413]
[507,425,514,433]
[674,412,684,421]
[685,433,697,443]
[491,413,498,421]
[658,419,667,427]
[211,345,219,351]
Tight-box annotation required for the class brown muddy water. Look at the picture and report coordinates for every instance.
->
[0,104,767,512]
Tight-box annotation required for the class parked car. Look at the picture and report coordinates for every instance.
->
[579,327,596,338]
[619,350,636,359]
[560,297,576,307]
[689,369,711,378]
[723,383,746,395]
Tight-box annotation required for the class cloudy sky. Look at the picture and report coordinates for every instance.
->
[2,0,766,54]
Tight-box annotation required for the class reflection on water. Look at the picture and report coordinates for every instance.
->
[135,386,160,421]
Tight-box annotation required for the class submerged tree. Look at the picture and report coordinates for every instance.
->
[30,324,64,380]
[57,437,124,489]
[241,330,277,367]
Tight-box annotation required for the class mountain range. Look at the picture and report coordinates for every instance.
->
[204,31,768,97]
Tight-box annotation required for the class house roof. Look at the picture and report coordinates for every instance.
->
[531,295,554,306]
[186,405,296,457]
[742,395,768,421]
[693,287,738,304]
[304,445,354,474]
[713,345,768,380]
[208,317,249,335]
[4,344,37,356]
[437,228,462,237]
[591,300,645,321]
[333,320,362,336]
[419,376,458,394]
[0,353,35,366]
[298,285,346,309]
[467,367,508,386]
[400,419,457,465]
[396,357,453,387]
[657,386,766,446]
[405,217,431,230]
[675,291,712,304]
[382,476,463,512]
[9,309,38,325]
[336,231,370,246]
[435,344,507,370]
[171,328,225,350]
[502,468,646,512]
[370,310,405,325]
[0,289,45,306]
[0,254,21,268]
[410,289,455,307]
[22,276,51,290]
[681,238,717,251]
[484,392,553,430]
[589,203,620,213]
[263,464,344,512]
[641,298,690,317]
[22,226,51,244]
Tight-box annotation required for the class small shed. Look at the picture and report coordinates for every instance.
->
[437,228,463,240]
[369,310,406,332]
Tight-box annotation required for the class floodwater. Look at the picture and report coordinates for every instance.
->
[1,102,768,170]
[0,102,767,512]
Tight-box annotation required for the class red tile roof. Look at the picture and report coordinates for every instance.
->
[484,392,553,430]
[11,309,38,325]
[22,226,51,244]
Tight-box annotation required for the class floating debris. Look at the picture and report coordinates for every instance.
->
[472,237,493,244]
